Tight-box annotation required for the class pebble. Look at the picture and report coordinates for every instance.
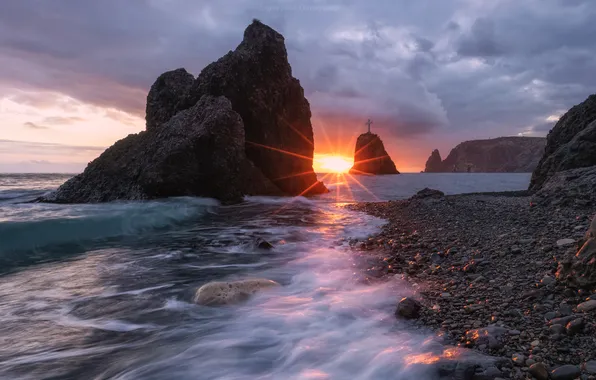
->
[550,364,581,380]
[577,300,596,312]
[529,362,549,380]
[566,318,584,335]
[584,360,596,375]
[556,238,575,247]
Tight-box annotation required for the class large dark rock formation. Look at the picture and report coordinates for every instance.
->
[147,19,325,196]
[529,94,596,191]
[46,20,326,204]
[45,96,280,204]
[349,132,399,175]
[424,137,545,173]
[424,149,442,173]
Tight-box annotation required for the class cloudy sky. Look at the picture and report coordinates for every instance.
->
[1,0,595,172]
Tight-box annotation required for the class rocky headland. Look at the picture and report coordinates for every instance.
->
[350,93,596,379]
[424,137,546,173]
[44,20,327,204]
[349,132,399,175]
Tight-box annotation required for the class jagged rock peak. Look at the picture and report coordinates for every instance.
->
[146,68,194,131]
[424,149,442,173]
[349,132,399,175]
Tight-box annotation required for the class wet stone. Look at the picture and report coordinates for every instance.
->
[528,362,549,380]
[565,318,584,335]
[395,297,422,319]
[550,365,581,380]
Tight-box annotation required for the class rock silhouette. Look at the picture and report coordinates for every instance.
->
[45,96,281,204]
[424,149,442,173]
[424,137,545,173]
[349,132,399,175]
[530,94,596,191]
[45,20,326,204]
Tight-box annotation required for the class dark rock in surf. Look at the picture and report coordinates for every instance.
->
[396,297,422,319]
[530,94,596,191]
[46,20,326,204]
[424,149,443,173]
[349,133,399,175]
[254,237,274,250]
[45,96,280,204]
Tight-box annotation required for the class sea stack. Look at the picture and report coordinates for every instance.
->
[44,20,327,204]
[424,149,443,173]
[349,132,399,175]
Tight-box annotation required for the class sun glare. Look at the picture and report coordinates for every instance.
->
[315,155,353,173]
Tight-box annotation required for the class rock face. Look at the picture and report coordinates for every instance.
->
[532,165,596,207]
[556,215,596,288]
[47,20,326,204]
[424,149,442,172]
[530,94,596,191]
[349,132,399,175]
[145,68,195,132]
[424,137,545,173]
[46,96,280,204]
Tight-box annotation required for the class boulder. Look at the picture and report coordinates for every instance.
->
[181,19,326,196]
[194,278,280,306]
[395,297,422,319]
[412,188,445,200]
[45,96,281,204]
[530,94,596,190]
[146,68,195,131]
[349,132,399,175]
[424,149,443,172]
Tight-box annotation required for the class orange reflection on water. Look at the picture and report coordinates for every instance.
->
[404,347,464,366]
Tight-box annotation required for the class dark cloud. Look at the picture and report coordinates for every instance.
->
[23,122,48,130]
[0,0,595,147]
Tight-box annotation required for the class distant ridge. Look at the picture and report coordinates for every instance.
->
[424,136,546,173]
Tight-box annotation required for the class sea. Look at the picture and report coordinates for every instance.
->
[0,172,531,380]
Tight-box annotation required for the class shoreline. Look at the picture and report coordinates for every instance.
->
[348,190,596,379]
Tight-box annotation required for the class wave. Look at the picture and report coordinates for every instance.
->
[243,195,316,205]
[0,197,219,257]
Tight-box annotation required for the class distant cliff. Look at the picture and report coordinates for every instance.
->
[424,137,546,173]
[349,132,399,175]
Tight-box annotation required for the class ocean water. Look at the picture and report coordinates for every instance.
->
[0,172,530,380]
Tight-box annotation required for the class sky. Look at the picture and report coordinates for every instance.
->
[1,0,595,173]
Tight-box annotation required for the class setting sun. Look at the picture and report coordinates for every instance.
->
[314,154,353,173]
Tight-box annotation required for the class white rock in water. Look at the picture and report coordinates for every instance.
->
[194,278,280,306]
[556,238,575,247]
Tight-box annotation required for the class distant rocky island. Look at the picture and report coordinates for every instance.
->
[43,20,327,204]
[424,136,546,173]
[349,132,399,175]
